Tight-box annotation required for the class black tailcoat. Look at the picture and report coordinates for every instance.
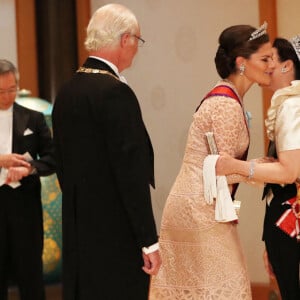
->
[52,58,158,300]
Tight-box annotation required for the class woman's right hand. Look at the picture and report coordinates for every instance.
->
[216,152,236,176]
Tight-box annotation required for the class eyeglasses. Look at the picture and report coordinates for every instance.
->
[132,35,145,47]
[0,87,18,95]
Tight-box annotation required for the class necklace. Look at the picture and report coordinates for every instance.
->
[76,67,120,81]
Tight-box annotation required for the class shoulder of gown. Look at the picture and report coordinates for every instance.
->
[276,94,300,151]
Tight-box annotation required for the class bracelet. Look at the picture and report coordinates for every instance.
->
[248,160,255,179]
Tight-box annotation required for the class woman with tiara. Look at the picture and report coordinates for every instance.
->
[217,35,300,300]
[149,23,274,299]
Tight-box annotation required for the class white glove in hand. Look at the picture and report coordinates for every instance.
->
[215,176,237,222]
[203,154,238,222]
[203,155,219,205]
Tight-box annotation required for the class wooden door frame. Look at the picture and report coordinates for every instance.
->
[15,0,90,97]
[259,0,277,153]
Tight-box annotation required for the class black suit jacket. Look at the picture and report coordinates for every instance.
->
[0,102,55,295]
[0,102,55,190]
[12,102,55,181]
[52,57,158,299]
[262,140,297,241]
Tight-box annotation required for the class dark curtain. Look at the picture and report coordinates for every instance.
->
[35,0,78,103]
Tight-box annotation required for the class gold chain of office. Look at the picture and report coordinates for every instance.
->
[76,67,120,81]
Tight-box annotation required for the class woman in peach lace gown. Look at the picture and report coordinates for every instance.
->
[149,23,274,299]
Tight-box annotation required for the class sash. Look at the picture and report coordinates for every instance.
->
[197,85,249,199]
[276,194,300,240]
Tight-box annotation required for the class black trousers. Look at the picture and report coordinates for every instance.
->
[0,185,45,300]
[263,185,300,300]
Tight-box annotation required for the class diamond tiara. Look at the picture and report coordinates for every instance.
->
[249,21,268,41]
[290,34,300,62]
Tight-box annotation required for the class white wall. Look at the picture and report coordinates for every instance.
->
[0,0,17,65]
[277,0,300,37]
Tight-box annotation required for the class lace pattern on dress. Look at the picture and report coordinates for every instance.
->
[149,81,251,299]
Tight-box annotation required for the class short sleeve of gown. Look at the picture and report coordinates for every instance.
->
[276,96,300,152]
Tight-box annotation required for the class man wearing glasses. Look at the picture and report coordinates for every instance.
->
[0,59,55,300]
[52,3,161,300]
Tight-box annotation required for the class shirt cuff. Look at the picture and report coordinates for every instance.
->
[142,242,159,254]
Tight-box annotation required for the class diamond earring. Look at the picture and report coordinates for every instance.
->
[281,67,287,73]
[239,64,245,75]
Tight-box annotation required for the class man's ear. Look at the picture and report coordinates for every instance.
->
[120,33,130,48]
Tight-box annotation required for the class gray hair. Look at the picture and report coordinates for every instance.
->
[84,3,139,51]
[0,59,19,83]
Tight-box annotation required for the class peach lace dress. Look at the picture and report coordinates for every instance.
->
[149,81,252,299]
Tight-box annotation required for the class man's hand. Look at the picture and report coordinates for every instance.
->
[0,154,30,168]
[142,250,161,275]
[5,166,31,183]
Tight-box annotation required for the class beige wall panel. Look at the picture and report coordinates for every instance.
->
[0,0,17,64]
[277,0,300,38]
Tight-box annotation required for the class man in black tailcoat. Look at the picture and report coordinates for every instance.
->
[52,4,161,300]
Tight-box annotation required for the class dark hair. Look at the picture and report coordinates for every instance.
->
[215,25,269,78]
[273,37,300,80]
